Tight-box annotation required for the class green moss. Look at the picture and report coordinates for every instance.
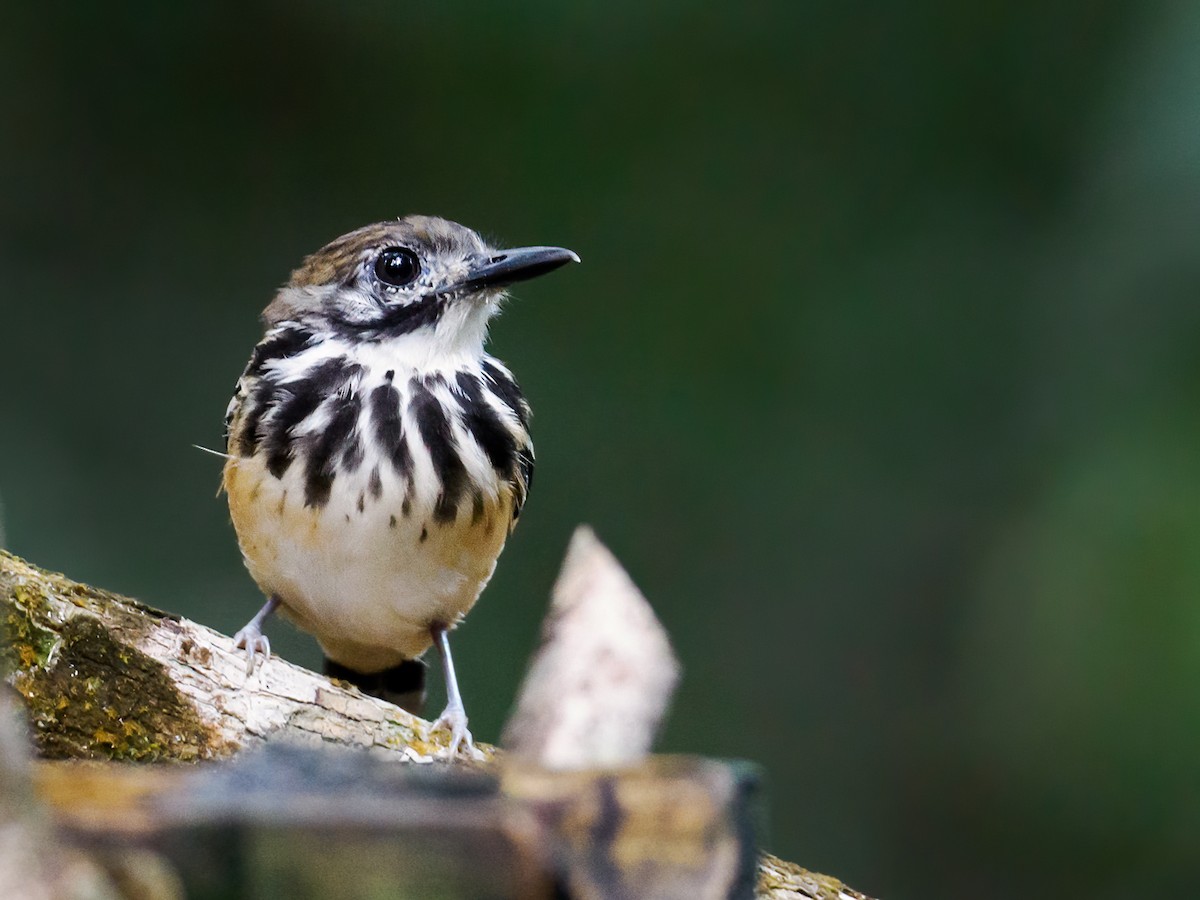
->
[14,616,208,761]
[1,550,218,762]
[1,581,57,671]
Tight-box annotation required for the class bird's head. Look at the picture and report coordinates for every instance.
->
[263,215,578,356]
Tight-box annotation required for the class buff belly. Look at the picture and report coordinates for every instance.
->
[224,453,512,673]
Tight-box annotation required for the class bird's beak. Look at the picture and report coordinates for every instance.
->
[454,246,580,293]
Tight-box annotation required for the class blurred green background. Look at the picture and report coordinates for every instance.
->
[3,2,1199,897]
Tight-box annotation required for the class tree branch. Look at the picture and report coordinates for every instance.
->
[1,549,459,762]
[1,545,876,900]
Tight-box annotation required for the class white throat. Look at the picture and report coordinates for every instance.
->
[346,295,498,375]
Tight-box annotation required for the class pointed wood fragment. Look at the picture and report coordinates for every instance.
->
[502,526,680,769]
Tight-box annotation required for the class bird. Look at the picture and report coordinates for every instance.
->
[220,215,579,756]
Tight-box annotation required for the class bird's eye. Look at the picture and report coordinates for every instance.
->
[374,247,421,287]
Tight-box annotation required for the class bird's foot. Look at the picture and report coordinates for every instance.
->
[233,596,279,676]
[432,703,482,760]
[233,624,271,676]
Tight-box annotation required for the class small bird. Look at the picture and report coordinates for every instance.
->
[221,216,578,755]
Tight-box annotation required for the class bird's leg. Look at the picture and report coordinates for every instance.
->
[233,595,279,675]
[430,622,478,758]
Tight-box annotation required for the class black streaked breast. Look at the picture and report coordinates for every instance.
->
[409,376,472,524]
[455,371,519,476]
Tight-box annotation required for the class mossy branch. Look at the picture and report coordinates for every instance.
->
[1,547,875,900]
[1,549,461,762]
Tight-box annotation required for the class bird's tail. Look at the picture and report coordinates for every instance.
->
[322,656,426,715]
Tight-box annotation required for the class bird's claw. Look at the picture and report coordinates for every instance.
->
[432,704,482,760]
[233,627,270,676]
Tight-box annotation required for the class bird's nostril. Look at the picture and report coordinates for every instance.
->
[488,255,508,264]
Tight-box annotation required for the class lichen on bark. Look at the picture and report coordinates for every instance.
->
[1,551,217,761]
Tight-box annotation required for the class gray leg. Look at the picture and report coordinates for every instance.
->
[233,595,279,675]
[430,623,477,758]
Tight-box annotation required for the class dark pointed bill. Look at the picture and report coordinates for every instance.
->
[453,246,580,293]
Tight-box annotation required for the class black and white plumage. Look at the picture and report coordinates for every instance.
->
[221,216,577,755]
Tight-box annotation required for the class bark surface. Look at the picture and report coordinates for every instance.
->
[1,548,876,900]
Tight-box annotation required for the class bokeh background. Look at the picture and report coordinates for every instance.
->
[3,2,1199,897]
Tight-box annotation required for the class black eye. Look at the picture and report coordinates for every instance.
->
[374,247,421,287]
